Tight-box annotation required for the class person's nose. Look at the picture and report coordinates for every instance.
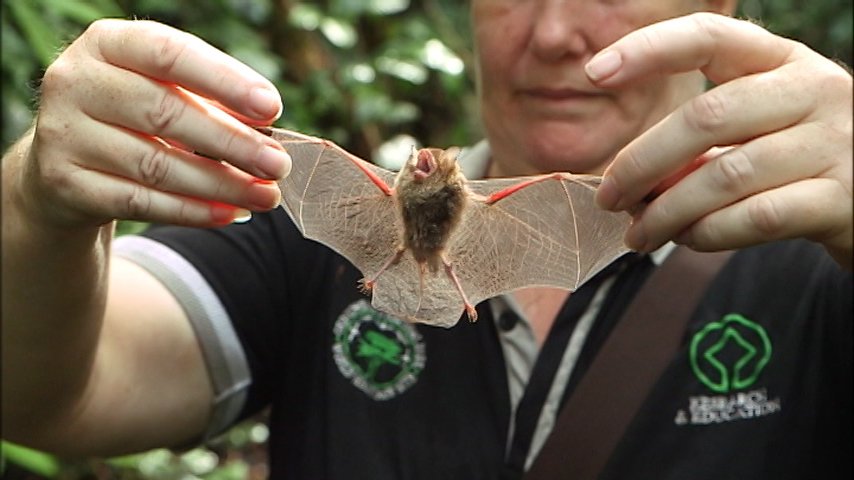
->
[529,0,588,61]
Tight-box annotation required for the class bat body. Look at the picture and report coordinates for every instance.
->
[397,148,466,271]
[269,127,632,328]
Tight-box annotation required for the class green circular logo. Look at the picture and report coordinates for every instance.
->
[333,300,425,400]
[689,314,772,393]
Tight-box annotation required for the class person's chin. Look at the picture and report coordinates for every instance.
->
[515,135,613,175]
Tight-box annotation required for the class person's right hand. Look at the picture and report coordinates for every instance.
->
[21,19,291,229]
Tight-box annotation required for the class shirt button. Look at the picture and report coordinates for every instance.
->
[498,310,520,332]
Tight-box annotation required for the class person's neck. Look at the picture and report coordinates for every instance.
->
[512,287,570,347]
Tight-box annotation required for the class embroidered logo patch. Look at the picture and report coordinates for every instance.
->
[689,313,772,393]
[674,313,780,426]
[333,300,426,400]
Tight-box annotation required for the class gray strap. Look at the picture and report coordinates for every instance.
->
[114,236,251,440]
[525,248,733,479]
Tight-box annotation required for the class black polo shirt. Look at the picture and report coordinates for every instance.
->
[115,208,852,479]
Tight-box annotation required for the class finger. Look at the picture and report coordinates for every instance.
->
[674,178,852,252]
[585,13,799,86]
[57,167,249,227]
[624,124,835,251]
[74,117,281,211]
[646,147,731,200]
[73,59,291,180]
[597,65,814,211]
[83,19,282,121]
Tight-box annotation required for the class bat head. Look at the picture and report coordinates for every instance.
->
[403,147,462,185]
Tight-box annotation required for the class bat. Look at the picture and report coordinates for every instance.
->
[265,127,632,328]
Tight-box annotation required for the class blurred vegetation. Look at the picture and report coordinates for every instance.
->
[1,0,477,159]
[1,0,851,478]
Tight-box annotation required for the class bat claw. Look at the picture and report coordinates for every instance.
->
[465,304,478,322]
[359,278,375,295]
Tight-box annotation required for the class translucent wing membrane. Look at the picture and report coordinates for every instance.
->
[272,128,631,328]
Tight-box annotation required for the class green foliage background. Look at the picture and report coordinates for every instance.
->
[1,0,851,478]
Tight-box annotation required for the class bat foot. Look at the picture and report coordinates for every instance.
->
[358,278,375,295]
[464,304,478,322]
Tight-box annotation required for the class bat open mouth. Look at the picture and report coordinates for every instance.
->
[414,150,437,180]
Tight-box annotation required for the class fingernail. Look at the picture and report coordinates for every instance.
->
[249,87,282,120]
[586,50,622,82]
[232,209,253,223]
[256,145,292,179]
[625,222,648,252]
[596,175,622,210]
[211,205,251,225]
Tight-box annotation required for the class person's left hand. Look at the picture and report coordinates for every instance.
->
[589,13,852,267]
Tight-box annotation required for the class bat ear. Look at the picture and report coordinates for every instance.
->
[442,147,461,163]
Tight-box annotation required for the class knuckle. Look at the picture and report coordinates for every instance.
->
[634,29,660,59]
[176,201,203,225]
[220,128,248,161]
[210,175,232,200]
[40,59,76,99]
[125,185,153,219]
[176,202,192,224]
[747,195,785,236]
[817,63,853,102]
[34,115,71,144]
[147,27,190,77]
[84,18,115,37]
[685,92,729,134]
[34,162,97,224]
[82,18,118,44]
[686,221,716,251]
[147,89,187,134]
[713,149,756,193]
[138,146,172,187]
[617,146,648,183]
[39,162,74,198]
[687,12,725,46]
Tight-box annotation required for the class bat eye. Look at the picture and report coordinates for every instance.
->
[415,150,437,176]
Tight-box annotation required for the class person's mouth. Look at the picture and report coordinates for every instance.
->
[515,85,610,116]
[520,86,608,101]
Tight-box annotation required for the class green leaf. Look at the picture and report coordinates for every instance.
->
[43,0,122,24]
[202,460,249,480]
[115,220,149,236]
[5,0,63,68]
[1,441,61,477]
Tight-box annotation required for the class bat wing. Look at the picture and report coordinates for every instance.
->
[271,128,402,280]
[443,174,631,322]
[271,127,630,328]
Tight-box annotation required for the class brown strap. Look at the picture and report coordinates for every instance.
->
[525,247,733,480]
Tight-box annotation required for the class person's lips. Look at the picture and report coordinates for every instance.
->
[515,86,610,116]
[520,86,607,100]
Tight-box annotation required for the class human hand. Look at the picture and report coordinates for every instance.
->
[589,13,853,266]
[20,19,290,229]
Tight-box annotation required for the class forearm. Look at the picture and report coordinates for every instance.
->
[1,130,114,442]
